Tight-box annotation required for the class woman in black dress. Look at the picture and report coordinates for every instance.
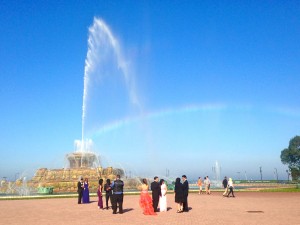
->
[174,177,184,213]
[104,179,112,209]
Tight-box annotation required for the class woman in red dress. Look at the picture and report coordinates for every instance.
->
[139,178,156,215]
[97,178,104,209]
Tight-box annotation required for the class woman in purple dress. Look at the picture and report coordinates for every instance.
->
[82,178,90,203]
[97,179,104,209]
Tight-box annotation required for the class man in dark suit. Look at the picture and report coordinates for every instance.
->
[182,175,189,212]
[151,176,161,212]
[77,177,84,204]
[111,174,124,214]
[222,176,228,196]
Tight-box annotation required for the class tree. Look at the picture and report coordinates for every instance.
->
[280,136,300,180]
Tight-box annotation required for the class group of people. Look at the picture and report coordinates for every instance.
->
[77,175,124,214]
[197,176,211,195]
[138,175,189,215]
[97,175,124,214]
[196,176,235,197]
[138,177,162,215]
[174,175,189,213]
[78,174,236,215]
[77,177,90,204]
[96,178,113,210]
[222,176,235,197]
[77,174,190,215]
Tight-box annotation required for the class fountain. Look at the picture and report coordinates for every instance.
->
[66,139,99,169]
[211,161,222,188]
[28,18,141,194]
[0,18,143,195]
[0,176,34,196]
[29,139,124,193]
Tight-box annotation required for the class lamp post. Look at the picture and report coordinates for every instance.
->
[259,166,262,181]
[274,168,278,182]
[244,171,248,181]
[166,168,170,177]
[237,172,241,180]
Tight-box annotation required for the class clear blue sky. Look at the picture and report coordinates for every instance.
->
[1,0,299,181]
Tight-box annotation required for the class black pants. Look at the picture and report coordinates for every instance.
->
[227,187,235,197]
[78,190,83,204]
[152,195,159,212]
[112,194,123,213]
[106,193,111,208]
[183,195,189,211]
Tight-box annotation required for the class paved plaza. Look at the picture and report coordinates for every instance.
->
[0,192,299,225]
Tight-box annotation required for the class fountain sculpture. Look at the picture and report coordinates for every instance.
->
[0,18,143,195]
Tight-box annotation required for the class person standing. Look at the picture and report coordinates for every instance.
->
[174,177,183,213]
[111,174,124,214]
[104,178,112,209]
[222,176,228,196]
[159,179,168,212]
[150,176,161,212]
[139,178,156,215]
[182,175,189,212]
[197,177,203,194]
[82,178,90,203]
[97,179,104,209]
[227,178,235,197]
[77,177,84,204]
[204,176,211,195]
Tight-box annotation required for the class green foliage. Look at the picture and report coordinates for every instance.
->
[281,136,300,180]
[290,168,300,180]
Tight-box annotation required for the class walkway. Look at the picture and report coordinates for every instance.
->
[0,192,299,225]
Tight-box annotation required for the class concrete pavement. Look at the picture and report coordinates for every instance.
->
[0,192,299,225]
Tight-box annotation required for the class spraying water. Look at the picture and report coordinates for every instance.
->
[211,161,222,188]
[212,161,221,181]
[80,17,141,151]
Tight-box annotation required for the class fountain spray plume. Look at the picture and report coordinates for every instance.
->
[81,17,142,151]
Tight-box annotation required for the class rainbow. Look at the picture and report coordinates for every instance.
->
[90,103,300,138]
[90,103,227,137]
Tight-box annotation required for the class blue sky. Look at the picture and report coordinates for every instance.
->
[0,0,299,181]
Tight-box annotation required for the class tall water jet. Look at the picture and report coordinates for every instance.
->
[81,17,141,146]
[212,161,221,181]
[211,161,222,188]
[1,18,148,195]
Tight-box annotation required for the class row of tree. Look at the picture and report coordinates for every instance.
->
[280,136,300,180]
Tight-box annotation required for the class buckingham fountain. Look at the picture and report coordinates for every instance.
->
[0,139,126,195]
[28,140,124,193]
[27,18,142,194]
[0,18,140,195]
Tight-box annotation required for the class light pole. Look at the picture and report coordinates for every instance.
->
[244,171,248,181]
[274,168,278,182]
[237,172,241,180]
[259,166,262,181]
